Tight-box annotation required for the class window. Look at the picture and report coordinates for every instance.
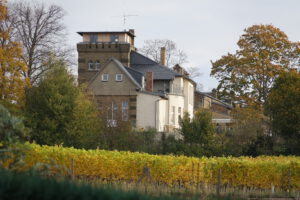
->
[107,102,117,127]
[90,34,98,43]
[178,107,182,122]
[110,35,119,42]
[112,102,117,120]
[122,101,128,121]
[102,74,109,81]
[95,61,100,70]
[88,60,95,70]
[115,74,123,81]
[171,106,175,124]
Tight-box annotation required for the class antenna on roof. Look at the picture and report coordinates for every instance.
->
[112,13,138,27]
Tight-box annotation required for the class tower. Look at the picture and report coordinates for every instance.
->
[77,29,135,84]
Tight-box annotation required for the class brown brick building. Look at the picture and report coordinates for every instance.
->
[77,30,195,131]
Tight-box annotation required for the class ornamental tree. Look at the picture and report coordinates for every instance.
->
[211,24,300,106]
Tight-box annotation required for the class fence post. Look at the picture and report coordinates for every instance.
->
[202,163,206,193]
[216,168,221,197]
[71,158,74,180]
[288,168,292,196]
[191,162,194,187]
[196,162,200,192]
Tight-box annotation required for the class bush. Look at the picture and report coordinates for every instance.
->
[0,168,177,200]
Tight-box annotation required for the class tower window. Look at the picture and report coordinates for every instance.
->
[88,60,95,70]
[95,61,101,70]
[102,74,109,81]
[110,35,119,42]
[90,34,98,43]
[115,74,123,81]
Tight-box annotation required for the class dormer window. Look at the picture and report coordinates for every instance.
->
[102,74,109,81]
[90,34,98,43]
[110,35,119,42]
[95,61,100,70]
[115,74,123,81]
[88,60,95,70]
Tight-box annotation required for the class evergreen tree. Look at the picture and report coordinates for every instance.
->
[265,71,300,155]
[25,59,103,148]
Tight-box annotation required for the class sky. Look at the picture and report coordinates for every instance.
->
[33,0,300,91]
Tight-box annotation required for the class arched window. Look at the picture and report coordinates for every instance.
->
[88,60,94,70]
[95,60,100,70]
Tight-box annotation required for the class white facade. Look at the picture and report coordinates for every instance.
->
[136,93,166,132]
[136,78,194,132]
[183,78,194,118]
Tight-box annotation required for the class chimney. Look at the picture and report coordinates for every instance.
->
[128,29,135,35]
[160,47,166,66]
[145,71,153,92]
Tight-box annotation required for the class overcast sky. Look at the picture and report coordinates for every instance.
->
[33,0,300,91]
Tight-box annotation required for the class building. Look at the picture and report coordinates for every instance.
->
[194,91,233,130]
[77,30,195,132]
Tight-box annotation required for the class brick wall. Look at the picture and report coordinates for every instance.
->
[95,95,137,126]
[77,43,131,84]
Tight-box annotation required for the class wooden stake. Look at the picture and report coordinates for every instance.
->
[197,162,200,192]
[71,158,74,180]
[217,168,221,197]
[191,162,194,186]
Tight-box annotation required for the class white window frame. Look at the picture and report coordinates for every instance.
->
[115,74,123,81]
[107,102,117,127]
[88,60,95,70]
[102,74,109,81]
[95,61,100,70]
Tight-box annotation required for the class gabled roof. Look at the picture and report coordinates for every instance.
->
[88,58,141,88]
[130,51,157,65]
[124,66,144,86]
[195,91,233,109]
[130,51,182,80]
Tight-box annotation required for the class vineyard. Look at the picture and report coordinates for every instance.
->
[2,142,300,192]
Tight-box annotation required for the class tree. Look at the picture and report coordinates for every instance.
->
[179,109,215,156]
[24,59,103,148]
[211,24,300,106]
[265,71,300,155]
[225,107,271,156]
[0,1,29,111]
[7,1,73,85]
[140,39,188,67]
[0,104,28,145]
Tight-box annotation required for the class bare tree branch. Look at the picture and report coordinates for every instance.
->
[7,1,74,85]
[139,39,188,67]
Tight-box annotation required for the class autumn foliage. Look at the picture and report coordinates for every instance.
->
[0,1,29,110]
[3,143,300,190]
[211,24,300,106]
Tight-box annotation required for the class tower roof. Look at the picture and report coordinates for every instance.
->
[77,31,135,37]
